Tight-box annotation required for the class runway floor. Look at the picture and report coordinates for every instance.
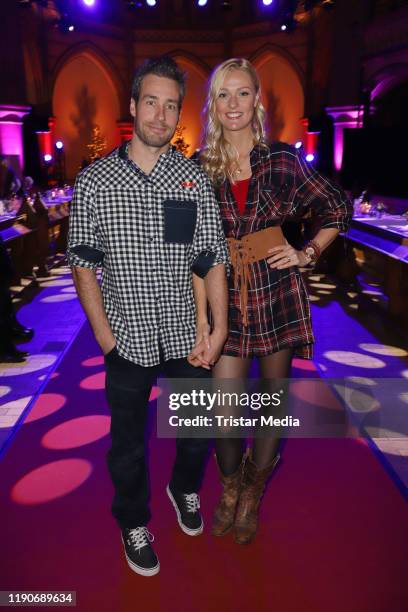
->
[0,265,407,611]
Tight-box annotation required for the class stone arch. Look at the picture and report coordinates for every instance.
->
[250,46,305,145]
[366,63,408,102]
[51,42,127,116]
[167,51,212,154]
[51,44,124,180]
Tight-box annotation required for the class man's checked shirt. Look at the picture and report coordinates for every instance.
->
[67,142,228,367]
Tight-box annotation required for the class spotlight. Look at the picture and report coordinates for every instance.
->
[281,24,287,30]
[295,141,302,149]
[55,141,64,150]
[56,14,75,33]
[82,0,95,6]
[146,0,157,6]
[262,0,274,5]
[44,154,53,162]
[305,154,315,162]
[198,0,208,6]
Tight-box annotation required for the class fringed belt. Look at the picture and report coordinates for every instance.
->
[227,226,286,327]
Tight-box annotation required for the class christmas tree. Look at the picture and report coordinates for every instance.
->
[87,125,107,163]
[172,125,190,156]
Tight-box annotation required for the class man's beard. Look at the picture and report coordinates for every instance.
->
[134,118,175,149]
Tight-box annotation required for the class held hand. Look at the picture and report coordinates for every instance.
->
[187,327,227,369]
[187,322,211,368]
[201,328,228,367]
[266,244,309,269]
[188,338,211,369]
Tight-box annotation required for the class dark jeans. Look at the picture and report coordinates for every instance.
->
[105,348,211,529]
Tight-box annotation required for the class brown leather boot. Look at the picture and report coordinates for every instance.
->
[211,452,247,537]
[234,451,280,545]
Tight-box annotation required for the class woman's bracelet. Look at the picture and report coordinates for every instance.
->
[302,240,321,266]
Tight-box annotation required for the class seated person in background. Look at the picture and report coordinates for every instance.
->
[0,236,34,363]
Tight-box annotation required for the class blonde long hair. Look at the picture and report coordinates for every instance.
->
[200,58,268,186]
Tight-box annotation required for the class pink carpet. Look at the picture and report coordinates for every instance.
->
[0,322,406,612]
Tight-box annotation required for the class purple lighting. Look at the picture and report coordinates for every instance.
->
[198,0,208,6]
[305,154,315,162]
[263,0,274,5]
[295,141,302,149]
[82,0,95,6]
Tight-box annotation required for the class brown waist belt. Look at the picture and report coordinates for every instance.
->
[227,226,286,327]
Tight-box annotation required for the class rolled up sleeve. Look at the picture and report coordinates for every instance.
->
[67,172,105,270]
[294,149,353,231]
[189,172,229,278]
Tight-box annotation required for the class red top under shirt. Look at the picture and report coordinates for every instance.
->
[231,177,250,215]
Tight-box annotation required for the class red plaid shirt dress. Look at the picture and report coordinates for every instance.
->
[215,142,353,360]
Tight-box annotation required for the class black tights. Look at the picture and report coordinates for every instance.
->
[213,348,293,474]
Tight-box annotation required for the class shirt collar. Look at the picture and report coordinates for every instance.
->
[118,140,177,162]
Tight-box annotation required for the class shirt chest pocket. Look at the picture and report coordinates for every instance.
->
[258,182,291,219]
[162,199,197,244]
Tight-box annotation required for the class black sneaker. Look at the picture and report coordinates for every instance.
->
[121,527,160,577]
[166,484,204,536]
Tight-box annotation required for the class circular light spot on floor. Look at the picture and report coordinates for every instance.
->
[308,276,322,282]
[11,459,93,505]
[38,372,59,381]
[309,283,337,289]
[42,415,110,449]
[149,386,162,401]
[339,387,381,413]
[0,386,11,399]
[82,356,104,367]
[323,351,386,369]
[398,392,408,405]
[308,295,320,302]
[316,290,332,295]
[348,304,359,310]
[39,279,74,288]
[24,393,66,424]
[318,363,328,372]
[362,289,382,296]
[401,370,408,379]
[41,294,77,303]
[358,343,407,357]
[0,354,57,377]
[365,428,407,441]
[80,371,106,390]
[0,396,32,427]
[61,286,77,293]
[291,358,316,371]
[346,377,377,386]
[50,268,71,276]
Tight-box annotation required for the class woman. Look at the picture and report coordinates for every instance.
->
[190,58,352,544]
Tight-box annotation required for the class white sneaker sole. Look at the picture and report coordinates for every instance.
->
[166,485,204,536]
[121,536,160,577]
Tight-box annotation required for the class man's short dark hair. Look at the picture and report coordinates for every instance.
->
[131,56,186,108]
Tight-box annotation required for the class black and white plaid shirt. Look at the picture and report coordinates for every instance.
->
[67,142,228,367]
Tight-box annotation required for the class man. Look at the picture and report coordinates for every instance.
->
[68,56,228,577]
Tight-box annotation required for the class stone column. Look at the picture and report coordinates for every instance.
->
[325,105,364,172]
